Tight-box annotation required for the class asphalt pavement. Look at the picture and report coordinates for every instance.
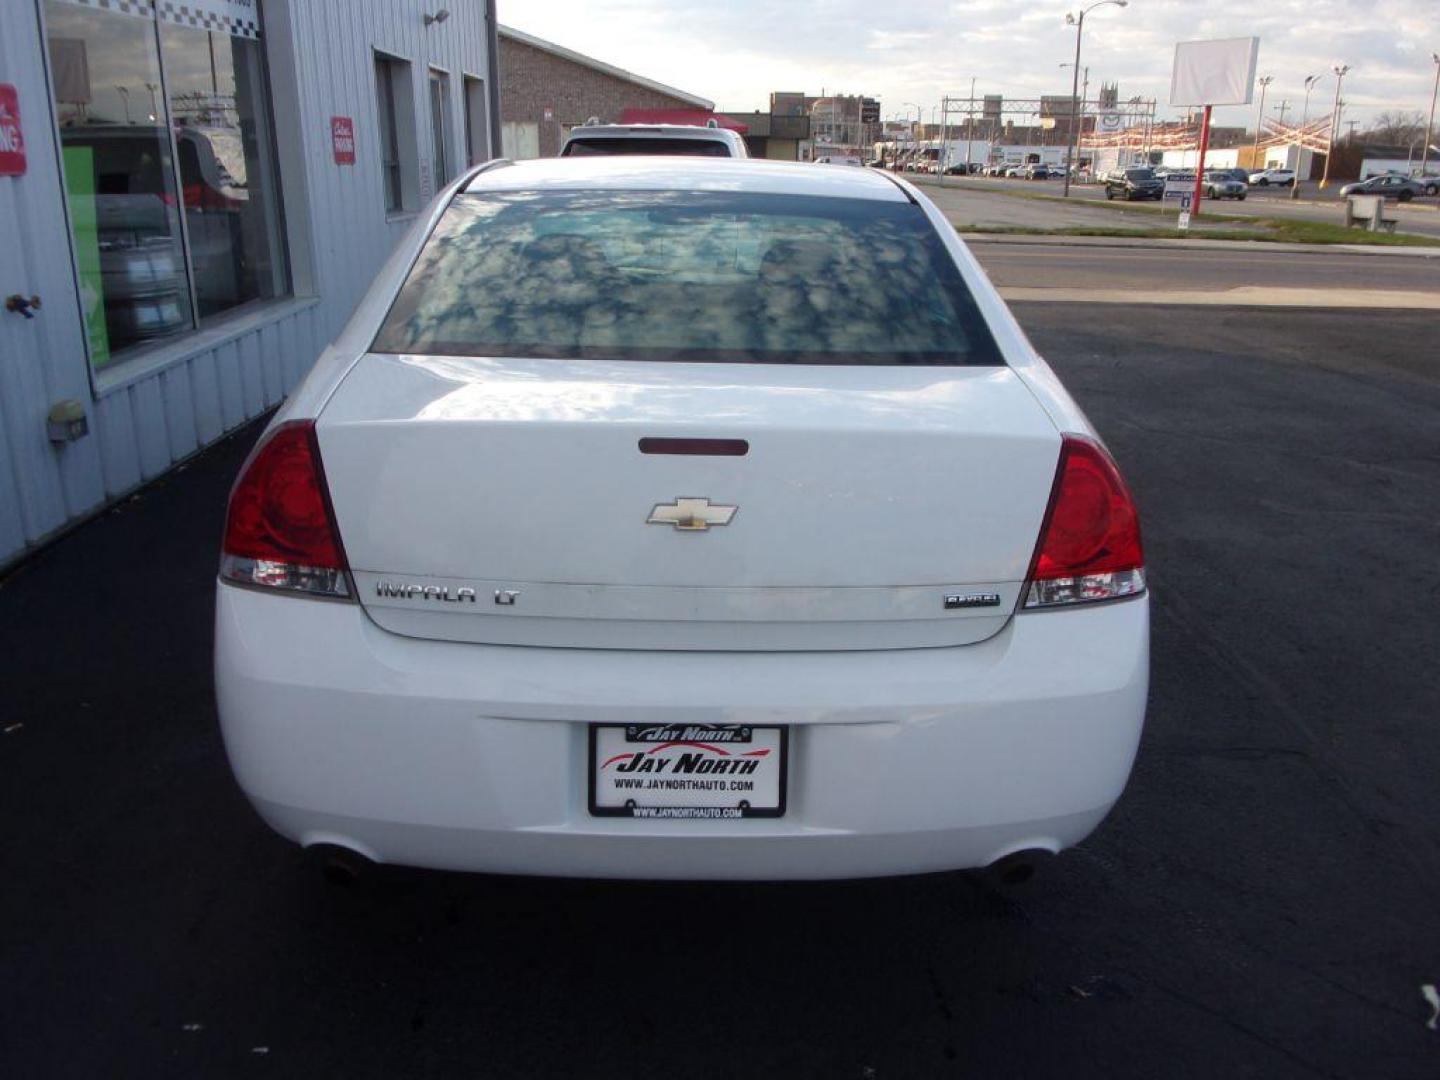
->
[2,303,1438,1078]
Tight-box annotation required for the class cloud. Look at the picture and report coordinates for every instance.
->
[499,0,1439,129]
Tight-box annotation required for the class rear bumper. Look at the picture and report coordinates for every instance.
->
[215,584,1149,880]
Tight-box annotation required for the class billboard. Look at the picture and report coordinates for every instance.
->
[1170,37,1260,107]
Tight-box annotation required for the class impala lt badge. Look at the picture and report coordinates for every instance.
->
[647,497,737,532]
[376,582,478,603]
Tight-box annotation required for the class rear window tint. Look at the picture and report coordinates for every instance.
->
[562,138,731,157]
[373,190,1004,366]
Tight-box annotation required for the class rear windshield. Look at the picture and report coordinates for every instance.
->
[562,138,731,157]
[373,190,1004,366]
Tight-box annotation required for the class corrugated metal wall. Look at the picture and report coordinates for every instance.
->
[0,0,493,567]
[0,0,106,561]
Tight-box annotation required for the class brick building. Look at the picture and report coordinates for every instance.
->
[498,26,714,158]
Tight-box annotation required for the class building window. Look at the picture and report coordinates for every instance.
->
[375,53,405,212]
[463,76,488,168]
[45,0,289,372]
[428,68,451,187]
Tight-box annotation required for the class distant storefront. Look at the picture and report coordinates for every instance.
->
[0,0,500,566]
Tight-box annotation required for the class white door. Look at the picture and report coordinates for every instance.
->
[0,3,103,564]
[501,121,539,160]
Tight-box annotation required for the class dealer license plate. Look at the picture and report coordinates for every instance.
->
[589,724,788,819]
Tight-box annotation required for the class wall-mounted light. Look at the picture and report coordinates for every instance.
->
[423,9,450,26]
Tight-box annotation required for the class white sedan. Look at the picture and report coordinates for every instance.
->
[215,157,1148,881]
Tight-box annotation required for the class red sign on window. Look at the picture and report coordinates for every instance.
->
[0,85,25,177]
[331,116,355,165]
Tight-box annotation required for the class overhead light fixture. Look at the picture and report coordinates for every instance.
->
[424,9,450,26]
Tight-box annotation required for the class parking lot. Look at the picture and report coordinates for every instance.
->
[919,173,1440,239]
[2,298,1436,1078]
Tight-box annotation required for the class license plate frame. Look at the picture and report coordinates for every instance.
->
[588,724,788,819]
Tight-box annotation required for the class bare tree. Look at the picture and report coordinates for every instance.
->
[1361,110,1427,146]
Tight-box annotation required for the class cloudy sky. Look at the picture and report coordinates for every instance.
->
[501,0,1438,132]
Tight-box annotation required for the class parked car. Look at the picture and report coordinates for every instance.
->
[1104,167,1165,201]
[560,120,747,158]
[215,156,1149,883]
[1023,163,1056,179]
[1248,168,1295,187]
[1203,171,1247,200]
[1339,174,1429,201]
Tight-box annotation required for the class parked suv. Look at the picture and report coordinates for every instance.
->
[1104,167,1164,201]
[561,120,747,158]
[1248,168,1295,187]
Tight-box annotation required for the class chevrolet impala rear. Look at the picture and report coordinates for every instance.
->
[214,158,1148,880]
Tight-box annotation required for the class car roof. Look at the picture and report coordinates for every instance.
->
[462,156,912,201]
[566,124,732,140]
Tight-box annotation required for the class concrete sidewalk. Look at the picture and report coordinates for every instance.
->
[962,231,1440,258]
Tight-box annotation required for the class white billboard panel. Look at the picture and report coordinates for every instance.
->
[1170,37,1260,107]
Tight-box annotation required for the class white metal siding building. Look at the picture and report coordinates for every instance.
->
[0,0,499,567]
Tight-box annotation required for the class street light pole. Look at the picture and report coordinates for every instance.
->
[1250,74,1272,171]
[1062,0,1127,197]
[1422,53,1440,179]
[1292,73,1324,199]
[965,75,976,172]
[1319,64,1349,189]
[1060,61,1089,174]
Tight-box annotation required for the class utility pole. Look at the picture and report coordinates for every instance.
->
[1422,52,1440,178]
[1271,100,1289,128]
[1319,64,1349,189]
[1250,74,1272,170]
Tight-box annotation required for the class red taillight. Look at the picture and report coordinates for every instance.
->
[1023,434,1145,608]
[220,420,351,598]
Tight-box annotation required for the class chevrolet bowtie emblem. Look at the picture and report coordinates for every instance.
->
[647,497,738,532]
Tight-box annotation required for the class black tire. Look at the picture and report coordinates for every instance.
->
[1237,193,1246,201]
[1105,188,1114,200]
[1399,190,1413,202]
[1257,178,1269,186]
[1426,184,1438,197]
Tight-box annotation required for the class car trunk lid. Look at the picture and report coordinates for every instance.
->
[316,353,1061,650]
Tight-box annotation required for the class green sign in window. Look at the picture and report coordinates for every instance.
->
[61,145,110,370]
